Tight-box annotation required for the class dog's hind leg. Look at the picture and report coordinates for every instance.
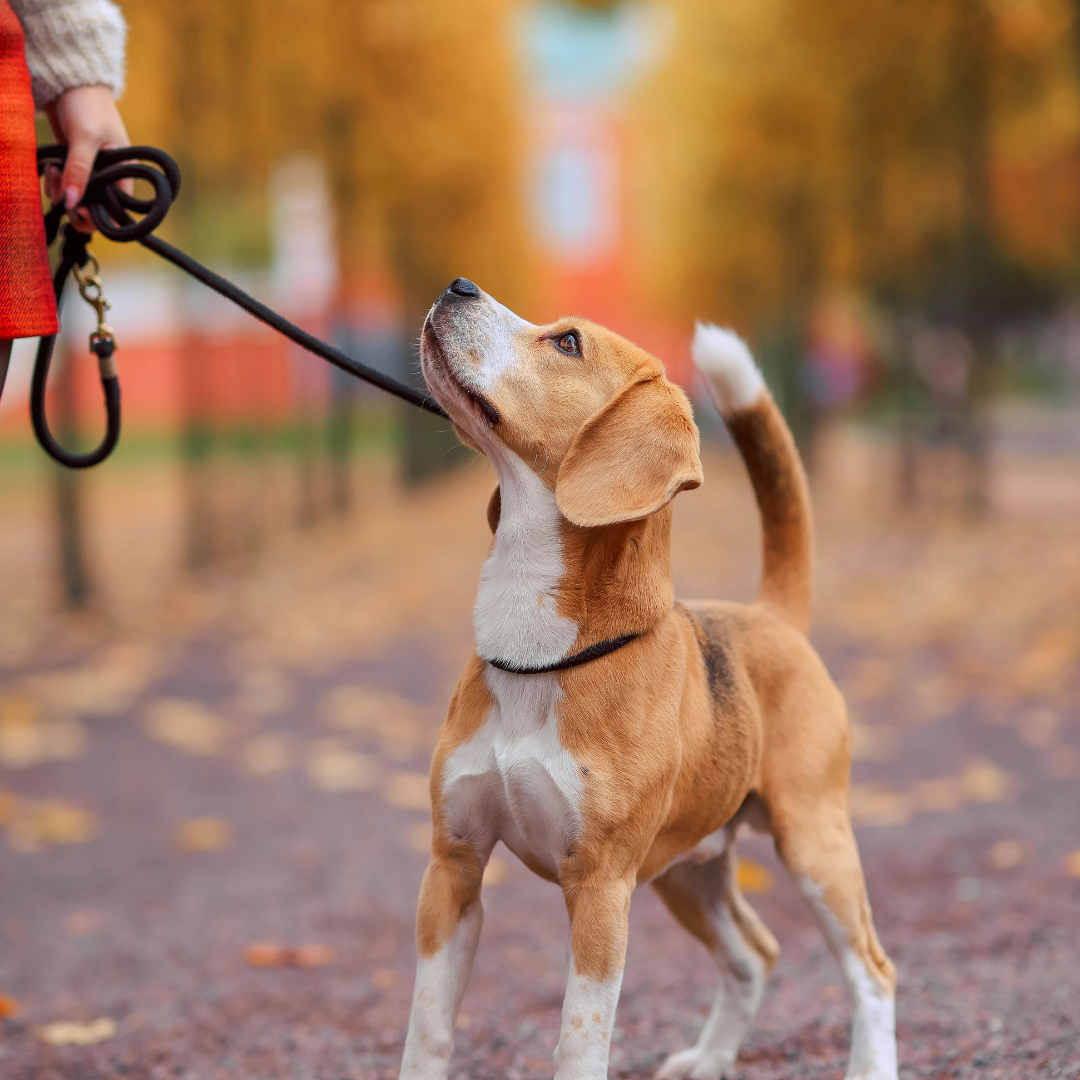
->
[651,841,779,1080]
[770,800,898,1080]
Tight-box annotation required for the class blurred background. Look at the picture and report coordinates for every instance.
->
[0,1,1078,1078]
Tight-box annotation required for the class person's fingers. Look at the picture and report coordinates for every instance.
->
[69,206,96,234]
[44,164,63,205]
[60,130,96,212]
[49,87,133,231]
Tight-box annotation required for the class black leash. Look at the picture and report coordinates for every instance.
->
[24,144,447,469]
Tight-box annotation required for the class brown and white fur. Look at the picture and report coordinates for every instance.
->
[400,278,898,1080]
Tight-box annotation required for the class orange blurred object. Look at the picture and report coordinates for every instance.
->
[244,943,335,968]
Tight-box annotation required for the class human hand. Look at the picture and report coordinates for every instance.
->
[44,85,131,234]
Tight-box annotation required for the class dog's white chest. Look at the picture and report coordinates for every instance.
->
[440,669,584,878]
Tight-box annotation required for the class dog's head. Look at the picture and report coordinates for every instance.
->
[420,278,702,528]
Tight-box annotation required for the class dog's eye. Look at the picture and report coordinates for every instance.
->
[554,331,581,357]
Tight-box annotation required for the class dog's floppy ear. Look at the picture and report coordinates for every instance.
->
[486,485,501,533]
[555,376,702,527]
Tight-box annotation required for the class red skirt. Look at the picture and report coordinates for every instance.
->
[0,0,57,339]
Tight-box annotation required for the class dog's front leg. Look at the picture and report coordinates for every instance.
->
[555,875,633,1080]
[400,845,488,1080]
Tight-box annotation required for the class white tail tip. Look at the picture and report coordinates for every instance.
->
[692,322,765,415]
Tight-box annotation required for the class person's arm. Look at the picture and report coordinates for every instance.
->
[10,0,130,231]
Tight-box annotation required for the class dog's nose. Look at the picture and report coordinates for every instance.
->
[445,277,480,300]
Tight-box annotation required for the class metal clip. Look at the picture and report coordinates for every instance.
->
[72,254,115,350]
[72,254,118,378]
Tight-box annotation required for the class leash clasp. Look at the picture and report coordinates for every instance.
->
[73,253,117,377]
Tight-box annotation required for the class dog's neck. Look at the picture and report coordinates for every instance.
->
[474,450,674,671]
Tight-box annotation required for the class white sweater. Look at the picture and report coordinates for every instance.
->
[10,0,127,109]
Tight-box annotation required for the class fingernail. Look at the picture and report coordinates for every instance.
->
[64,186,79,210]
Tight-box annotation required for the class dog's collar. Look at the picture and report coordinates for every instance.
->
[484,633,640,676]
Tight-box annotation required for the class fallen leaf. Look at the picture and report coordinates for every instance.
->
[238,733,292,776]
[8,801,96,851]
[145,699,227,756]
[1064,850,1080,878]
[1009,627,1079,696]
[174,817,232,852]
[988,839,1027,870]
[850,723,899,762]
[244,943,334,967]
[37,1017,117,1046]
[305,740,377,792]
[736,857,774,894]
[961,758,1015,803]
[0,697,86,768]
[908,777,964,814]
[65,910,107,937]
[293,944,334,967]
[321,686,416,734]
[849,783,911,826]
[483,856,509,886]
[245,943,288,967]
[383,771,430,810]
[0,993,20,1018]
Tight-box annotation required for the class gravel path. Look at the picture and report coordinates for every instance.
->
[0,435,1077,1080]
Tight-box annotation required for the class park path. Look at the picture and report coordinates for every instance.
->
[0,422,1077,1079]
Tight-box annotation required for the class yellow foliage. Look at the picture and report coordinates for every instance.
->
[637,0,1080,327]
[112,0,529,311]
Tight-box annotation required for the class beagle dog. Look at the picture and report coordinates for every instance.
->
[400,277,898,1080]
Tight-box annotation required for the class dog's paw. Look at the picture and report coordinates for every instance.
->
[655,1048,734,1080]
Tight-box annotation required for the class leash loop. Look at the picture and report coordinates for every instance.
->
[19,144,445,470]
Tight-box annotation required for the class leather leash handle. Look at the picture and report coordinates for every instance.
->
[24,145,447,470]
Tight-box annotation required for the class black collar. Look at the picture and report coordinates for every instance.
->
[484,633,640,675]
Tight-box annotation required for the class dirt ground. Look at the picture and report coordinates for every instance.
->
[0,415,1078,1080]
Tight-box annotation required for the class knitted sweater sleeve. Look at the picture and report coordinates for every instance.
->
[9,0,127,109]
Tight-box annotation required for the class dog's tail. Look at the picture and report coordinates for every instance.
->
[692,323,814,633]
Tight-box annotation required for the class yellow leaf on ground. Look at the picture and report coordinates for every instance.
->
[305,740,378,792]
[988,839,1027,870]
[961,758,1015,803]
[8,801,96,851]
[736,857,774,894]
[65,910,106,937]
[908,777,964,814]
[483,856,509,886]
[174,817,232,852]
[145,699,227,756]
[1064,850,1080,878]
[238,733,293,776]
[383,771,430,810]
[849,783,911,826]
[0,696,86,768]
[244,943,334,967]
[850,723,899,762]
[37,1017,116,1046]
